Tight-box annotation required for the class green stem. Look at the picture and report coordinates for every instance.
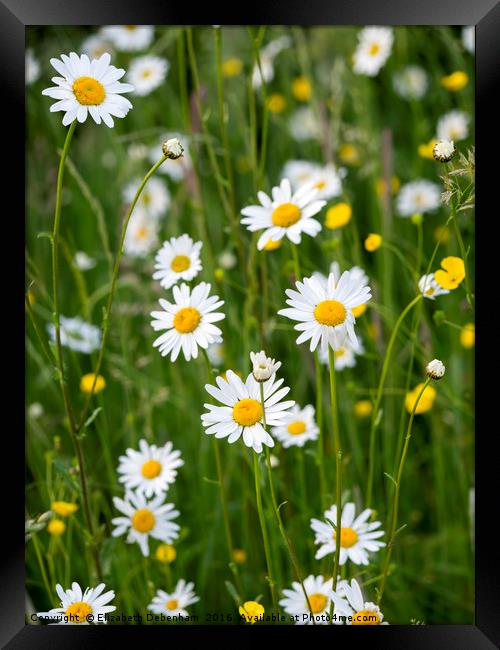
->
[290,242,301,281]
[378,378,432,604]
[313,351,327,510]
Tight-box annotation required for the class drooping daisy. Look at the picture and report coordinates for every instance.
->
[252,35,291,88]
[418,273,450,300]
[26,48,40,85]
[279,575,345,625]
[150,138,191,181]
[127,56,169,96]
[250,350,282,382]
[310,502,386,564]
[396,180,441,217]
[201,369,295,453]
[330,579,388,625]
[152,235,203,290]
[353,27,394,77]
[81,33,113,60]
[117,439,184,498]
[289,107,320,141]
[318,335,365,371]
[150,282,225,362]
[123,211,159,258]
[278,271,371,353]
[42,52,134,127]
[437,110,469,142]
[112,491,180,557]
[123,176,170,219]
[148,580,199,617]
[241,178,326,250]
[101,25,154,52]
[37,582,116,625]
[271,404,319,448]
[47,316,101,354]
[462,26,475,54]
[393,65,428,99]
[281,161,342,201]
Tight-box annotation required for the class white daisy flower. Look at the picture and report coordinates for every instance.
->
[396,179,441,217]
[101,25,154,52]
[252,35,291,88]
[330,579,388,625]
[310,502,385,564]
[47,316,101,354]
[128,142,149,162]
[42,52,134,127]
[282,161,342,201]
[152,234,203,290]
[112,490,180,557]
[218,250,237,270]
[462,26,475,54]
[206,340,224,366]
[74,251,96,271]
[117,438,184,498]
[201,369,295,453]
[393,65,428,99]
[37,582,116,625]
[437,110,469,142]
[289,107,320,141]
[150,138,191,181]
[278,271,371,354]
[353,27,394,77]
[81,33,113,60]
[250,350,282,382]
[123,176,170,219]
[418,273,450,300]
[127,55,169,96]
[148,580,199,617]
[271,404,319,448]
[279,575,345,625]
[241,178,326,250]
[26,48,40,85]
[150,282,225,362]
[123,211,159,258]
[318,335,365,371]
[313,262,368,291]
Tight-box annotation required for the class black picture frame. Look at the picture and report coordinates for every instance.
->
[6,0,500,646]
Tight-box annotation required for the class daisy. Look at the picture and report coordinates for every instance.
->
[117,438,184,498]
[37,582,116,625]
[150,138,191,181]
[353,27,394,77]
[393,65,428,99]
[201,369,295,453]
[81,33,114,60]
[282,161,342,201]
[123,211,159,258]
[310,502,386,564]
[127,56,169,96]
[318,335,365,371]
[271,404,319,448]
[47,316,101,354]
[279,575,345,625]
[206,340,224,367]
[278,271,371,354]
[396,180,441,217]
[123,176,170,219]
[241,178,326,250]
[418,273,450,299]
[437,110,469,142]
[252,35,291,88]
[112,490,180,557]
[289,107,320,141]
[330,579,388,625]
[148,580,199,617]
[150,282,225,362]
[462,26,475,54]
[26,48,40,85]
[314,262,369,319]
[152,234,203,290]
[101,25,154,52]
[42,52,134,127]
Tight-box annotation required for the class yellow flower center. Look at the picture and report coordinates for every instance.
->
[352,609,381,625]
[173,307,201,333]
[233,398,263,427]
[314,180,326,190]
[132,508,156,533]
[65,602,93,623]
[287,420,306,435]
[314,300,347,327]
[333,526,359,548]
[142,192,151,206]
[171,255,191,273]
[166,599,178,611]
[136,226,148,240]
[141,69,152,79]
[126,25,138,31]
[72,76,105,106]
[369,43,381,56]
[141,459,162,479]
[272,203,301,228]
[308,593,328,614]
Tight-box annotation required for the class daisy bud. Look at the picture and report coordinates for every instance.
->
[433,139,456,162]
[250,350,281,382]
[426,359,446,380]
[162,137,184,160]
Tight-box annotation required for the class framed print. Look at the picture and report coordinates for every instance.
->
[3,0,499,645]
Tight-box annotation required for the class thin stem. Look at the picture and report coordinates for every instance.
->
[378,378,432,604]
[313,351,327,510]
[290,242,301,281]
[366,293,423,507]
[328,348,342,611]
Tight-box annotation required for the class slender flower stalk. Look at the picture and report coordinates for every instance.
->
[314,350,328,510]
[378,378,432,603]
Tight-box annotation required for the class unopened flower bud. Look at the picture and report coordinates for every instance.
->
[426,359,445,380]
[433,140,456,163]
[162,138,184,160]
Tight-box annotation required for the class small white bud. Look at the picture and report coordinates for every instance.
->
[250,350,281,382]
[426,359,446,380]
[162,138,184,160]
[433,140,456,162]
